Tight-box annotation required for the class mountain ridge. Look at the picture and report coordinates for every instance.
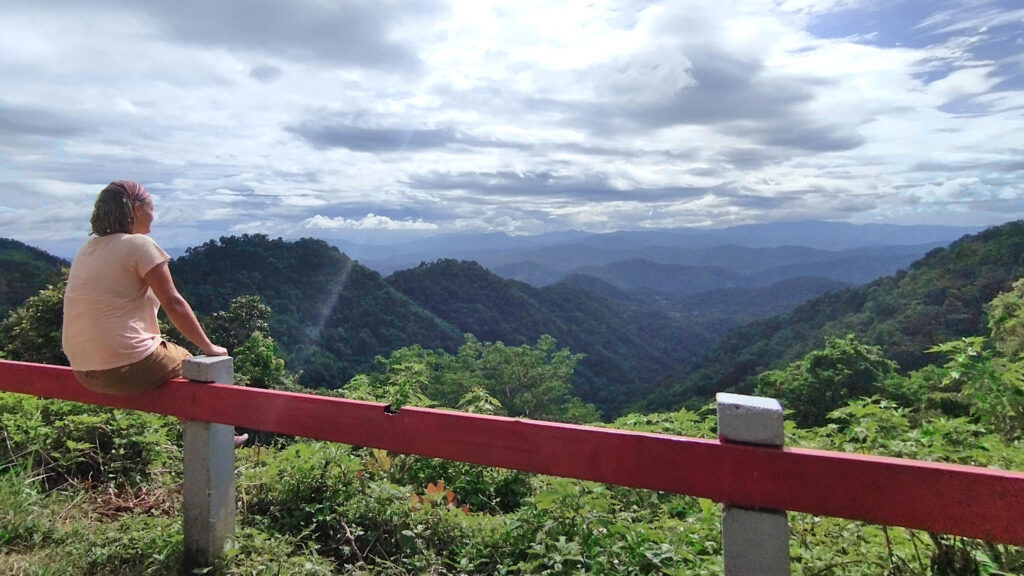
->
[0,238,68,317]
[385,259,719,415]
[641,219,1024,412]
[3,219,1012,420]
[350,221,979,274]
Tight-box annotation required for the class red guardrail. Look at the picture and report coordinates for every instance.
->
[1,359,1023,546]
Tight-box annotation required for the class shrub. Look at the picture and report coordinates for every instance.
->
[0,393,179,489]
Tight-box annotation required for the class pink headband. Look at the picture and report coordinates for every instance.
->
[113,180,150,205]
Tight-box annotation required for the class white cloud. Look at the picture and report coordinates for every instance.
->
[779,0,877,15]
[301,213,440,231]
[279,195,329,207]
[901,177,1005,204]
[0,0,1022,253]
[919,5,1024,35]
[927,66,1001,104]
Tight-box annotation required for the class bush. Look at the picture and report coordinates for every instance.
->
[0,393,179,489]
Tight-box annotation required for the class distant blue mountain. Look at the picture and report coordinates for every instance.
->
[353,221,980,274]
[581,221,977,250]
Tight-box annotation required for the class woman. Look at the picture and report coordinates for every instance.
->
[62,180,228,394]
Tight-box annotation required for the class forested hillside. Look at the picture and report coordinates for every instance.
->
[2,251,1023,574]
[0,233,833,417]
[385,259,720,416]
[169,237,720,414]
[671,276,851,324]
[169,235,464,389]
[645,219,1024,411]
[568,259,746,295]
[3,225,1024,574]
[3,222,1017,418]
[0,238,67,317]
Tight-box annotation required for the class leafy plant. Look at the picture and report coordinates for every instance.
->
[0,393,179,489]
[757,334,902,428]
[0,271,68,366]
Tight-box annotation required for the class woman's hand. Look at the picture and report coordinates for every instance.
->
[202,344,229,356]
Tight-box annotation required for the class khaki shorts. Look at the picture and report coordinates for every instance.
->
[73,340,192,395]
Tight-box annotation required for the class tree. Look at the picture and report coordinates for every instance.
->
[345,334,594,422]
[473,334,584,420]
[986,277,1024,359]
[201,294,272,354]
[234,331,296,390]
[926,278,1024,440]
[0,271,68,365]
[297,347,349,390]
[757,334,901,428]
[343,345,437,410]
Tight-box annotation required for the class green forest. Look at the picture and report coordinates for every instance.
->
[1,223,1023,574]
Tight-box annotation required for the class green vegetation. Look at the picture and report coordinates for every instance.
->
[2,226,1024,573]
[649,220,1024,412]
[387,259,719,416]
[756,335,901,428]
[343,334,598,422]
[0,238,66,319]
[169,235,465,390]
[2,250,1024,573]
[0,272,68,365]
[167,237,726,417]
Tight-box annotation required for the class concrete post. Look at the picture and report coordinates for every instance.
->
[716,392,791,576]
[181,356,235,572]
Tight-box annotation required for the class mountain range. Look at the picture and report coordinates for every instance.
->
[641,220,1024,412]
[342,221,977,276]
[5,220,1020,418]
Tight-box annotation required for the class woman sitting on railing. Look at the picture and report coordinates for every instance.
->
[61,180,228,393]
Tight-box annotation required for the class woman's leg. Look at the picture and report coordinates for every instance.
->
[73,341,248,446]
[73,341,192,395]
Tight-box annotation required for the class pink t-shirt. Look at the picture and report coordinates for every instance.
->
[62,233,170,371]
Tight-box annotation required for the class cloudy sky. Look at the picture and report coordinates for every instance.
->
[1,0,1022,256]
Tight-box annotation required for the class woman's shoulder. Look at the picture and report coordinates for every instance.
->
[113,233,165,253]
[121,233,160,246]
[127,234,170,262]
[88,232,152,245]
[76,233,133,254]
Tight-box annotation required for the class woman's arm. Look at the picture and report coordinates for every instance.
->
[143,261,227,356]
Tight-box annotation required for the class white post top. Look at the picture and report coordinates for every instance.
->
[182,356,234,384]
[716,392,785,446]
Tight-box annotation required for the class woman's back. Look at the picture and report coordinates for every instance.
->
[62,233,169,371]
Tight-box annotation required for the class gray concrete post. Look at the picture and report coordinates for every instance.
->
[181,356,236,571]
[716,392,791,576]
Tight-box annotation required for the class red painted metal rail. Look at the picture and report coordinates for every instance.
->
[2,359,1023,546]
